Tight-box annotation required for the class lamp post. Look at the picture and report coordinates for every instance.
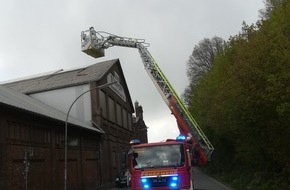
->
[64,81,116,190]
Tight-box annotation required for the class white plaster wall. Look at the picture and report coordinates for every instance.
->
[30,84,92,125]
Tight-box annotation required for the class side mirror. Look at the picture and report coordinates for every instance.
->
[132,153,138,167]
[133,152,138,158]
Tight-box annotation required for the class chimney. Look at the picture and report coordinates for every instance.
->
[135,101,143,120]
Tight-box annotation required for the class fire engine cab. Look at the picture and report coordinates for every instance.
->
[129,136,195,190]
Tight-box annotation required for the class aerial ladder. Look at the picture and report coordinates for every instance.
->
[81,27,214,166]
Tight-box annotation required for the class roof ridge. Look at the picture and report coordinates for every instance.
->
[2,59,118,94]
[0,69,65,85]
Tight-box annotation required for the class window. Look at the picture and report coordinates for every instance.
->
[112,151,116,167]
[133,144,185,169]
[99,90,107,118]
[116,103,122,126]
[8,121,14,138]
[122,108,128,129]
[128,113,132,131]
[109,96,116,122]
[14,122,19,139]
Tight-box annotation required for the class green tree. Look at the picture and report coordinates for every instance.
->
[187,0,290,189]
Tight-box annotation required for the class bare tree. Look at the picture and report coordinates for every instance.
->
[186,36,225,85]
[182,36,225,106]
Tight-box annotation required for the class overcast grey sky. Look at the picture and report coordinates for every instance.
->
[0,0,265,142]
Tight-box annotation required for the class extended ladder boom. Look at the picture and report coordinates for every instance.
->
[81,27,214,165]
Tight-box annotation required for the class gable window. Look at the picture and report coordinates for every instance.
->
[107,72,126,102]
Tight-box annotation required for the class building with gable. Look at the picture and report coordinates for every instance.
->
[0,59,148,189]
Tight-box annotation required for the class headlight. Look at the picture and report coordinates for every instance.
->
[169,176,178,187]
[141,178,150,189]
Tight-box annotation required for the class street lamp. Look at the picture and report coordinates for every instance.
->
[64,81,116,190]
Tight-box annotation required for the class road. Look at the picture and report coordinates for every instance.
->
[193,167,233,190]
[109,167,234,190]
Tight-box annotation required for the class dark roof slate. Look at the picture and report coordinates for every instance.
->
[4,59,117,94]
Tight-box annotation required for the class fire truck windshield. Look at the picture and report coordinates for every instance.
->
[132,144,185,169]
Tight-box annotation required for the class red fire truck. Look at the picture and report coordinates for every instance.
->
[81,27,214,189]
[129,136,195,189]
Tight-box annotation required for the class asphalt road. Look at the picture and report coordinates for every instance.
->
[193,167,233,190]
[109,167,234,190]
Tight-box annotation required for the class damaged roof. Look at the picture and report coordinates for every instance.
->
[4,59,117,94]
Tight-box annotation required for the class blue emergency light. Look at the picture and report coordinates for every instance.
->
[176,135,186,141]
[141,178,150,189]
[141,175,179,189]
[130,139,141,145]
[169,176,179,187]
